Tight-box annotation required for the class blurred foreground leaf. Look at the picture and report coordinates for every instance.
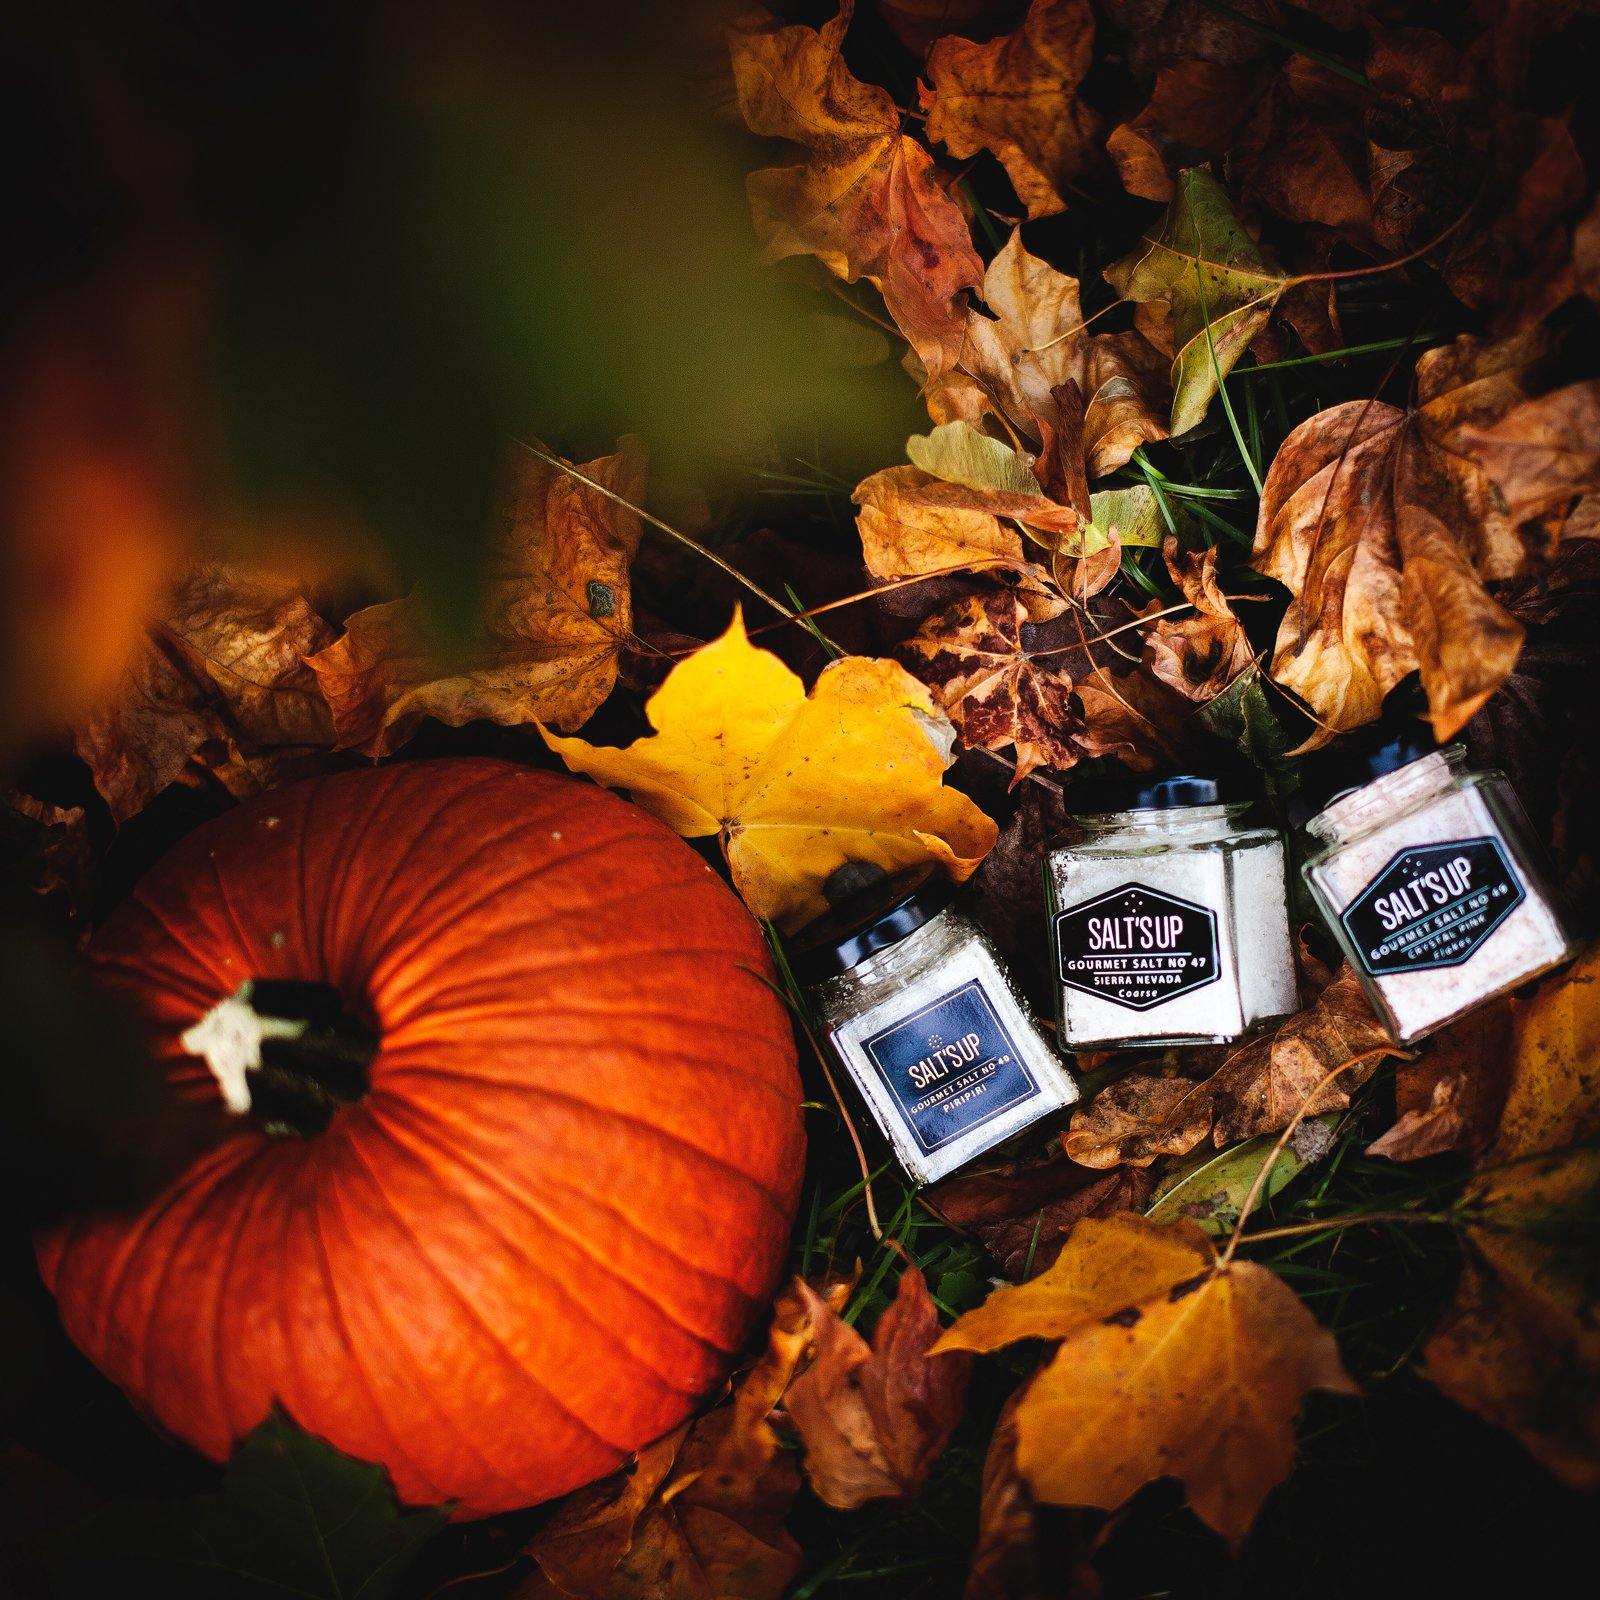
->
[50,1413,445,1600]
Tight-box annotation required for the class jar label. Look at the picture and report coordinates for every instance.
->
[1053,882,1220,1011]
[1341,836,1524,976]
[861,979,1041,1155]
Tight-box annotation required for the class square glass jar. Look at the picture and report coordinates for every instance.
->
[1045,781,1298,1051]
[1303,747,1577,1044]
[798,877,1077,1185]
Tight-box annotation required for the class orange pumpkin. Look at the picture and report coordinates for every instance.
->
[36,759,805,1517]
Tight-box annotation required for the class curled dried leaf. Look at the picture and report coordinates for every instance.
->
[75,564,336,824]
[785,1267,971,1510]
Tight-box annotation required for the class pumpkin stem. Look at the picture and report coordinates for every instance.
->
[181,979,378,1138]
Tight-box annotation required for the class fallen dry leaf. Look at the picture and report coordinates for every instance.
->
[936,1212,1355,1545]
[74,564,336,824]
[306,440,644,755]
[852,461,1078,621]
[526,1280,839,1600]
[1140,536,1255,702]
[1066,966,1403,1166]
[925,231,1168,478]
[542,609,997,930]
[898,590,1136,784]
[1104,168,1289,436]
[784,1266,971,1510]
[1366,1001,1513,1163]
[730,0,982,372]
[1251,331,1600,743]
[927,1144,1154,1279]
[1063,1069,1217,1170]
[1205,964,1404,1146]
[921,0,1100,221]
[1420,947,1600,1489]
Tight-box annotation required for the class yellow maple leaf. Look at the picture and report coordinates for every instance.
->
[542,611,998,930]
[935,1212,1354,1547]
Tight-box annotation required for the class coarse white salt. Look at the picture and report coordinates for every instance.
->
[1303,747,1578,1044]
[1045,777,1298,1051]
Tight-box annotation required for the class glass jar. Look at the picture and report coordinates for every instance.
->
[794,873,1077,1185]
[1045,776,1298,1050]
[1303,745,1577,1044]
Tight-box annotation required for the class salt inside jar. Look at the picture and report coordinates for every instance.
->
[1302,739,1578,1044]
[794,870,1077,1185]
[1045,776,1298,1050]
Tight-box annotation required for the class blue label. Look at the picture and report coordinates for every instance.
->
[862,979,1041,1155]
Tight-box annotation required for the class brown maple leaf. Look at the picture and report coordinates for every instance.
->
[1063,1068,1217,1170]
[924,230,1169,478]
[783,1266,971,1510]
[729,1,982,373]
[74,564,336,824]
[920,0,1100,221]
[1140,536,1255,702]
[1251,330,1600,744]
[306,439,644,756]
[524,1280,838,1600]
[899,590,1133,784]
[1205,965,1405,1146]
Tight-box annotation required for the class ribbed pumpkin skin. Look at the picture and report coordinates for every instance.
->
[36,759,805,1518]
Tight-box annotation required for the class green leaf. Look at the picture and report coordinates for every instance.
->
[1197,661,1299,807]
[1148,1116,1338,1236]
[50,1414,446,1600]
[1105,169,1288,436]
[907,420,1043,497]
[1085,485,1170,552]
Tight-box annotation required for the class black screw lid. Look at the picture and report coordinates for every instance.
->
[1288,675,1437,828]
[1129,774,1222,809]
[787,867,955,981]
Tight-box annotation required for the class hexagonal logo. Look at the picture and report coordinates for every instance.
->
[1053,882,1220,1011]
[1341,836,1524,977]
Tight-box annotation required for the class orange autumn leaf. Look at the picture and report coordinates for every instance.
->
[936,1212,1355,1546]
[1251,331,1600,744]
[729,1,982,373]
[542,610,997,930]
[921,0,1100,221]
[306,440,644,755]
[853,463,1078,622]
[784,1267,970,1510]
